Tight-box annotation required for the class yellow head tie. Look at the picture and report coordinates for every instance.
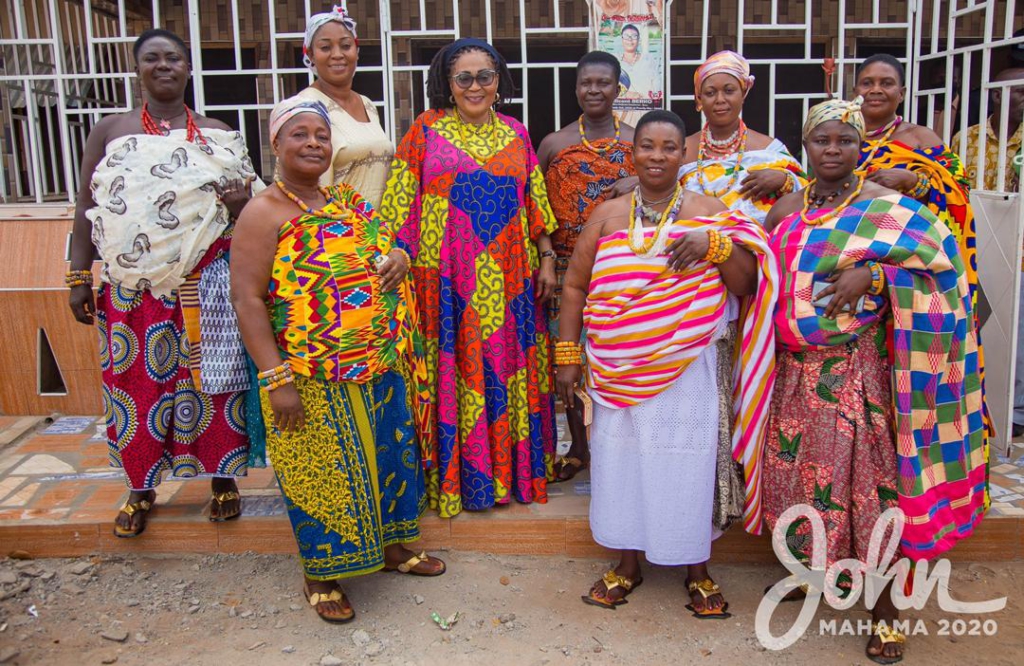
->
[802,96,866,141]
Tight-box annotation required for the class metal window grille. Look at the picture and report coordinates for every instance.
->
[0,1,1019,204]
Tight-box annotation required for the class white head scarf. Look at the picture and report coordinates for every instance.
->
[302,2,358,73]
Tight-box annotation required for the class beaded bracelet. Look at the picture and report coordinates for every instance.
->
[258,364,295,391]
[554,340,585,366]
[388,247,411,268]
[704,230,734,264]
[776,176,795,196]
[906,172,930,200]
[257,364,289,380]
[65,269,93,288]
[867,262,886,296]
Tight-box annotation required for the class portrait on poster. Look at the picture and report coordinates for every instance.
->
[589,0,666,123]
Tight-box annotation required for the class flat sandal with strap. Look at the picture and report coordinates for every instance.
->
[383,551,446,576]
[113,494,154,538]
[867,622,906,665]
[303,581,355,624]
[685,578,732,619]
[581,569,643,610]
[209,490,241,522]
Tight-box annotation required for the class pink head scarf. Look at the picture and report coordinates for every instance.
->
[693,50,755,96]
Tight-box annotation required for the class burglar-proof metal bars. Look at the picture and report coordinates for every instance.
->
[0,1,1018,204]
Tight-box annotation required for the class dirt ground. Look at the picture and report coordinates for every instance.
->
[0,552,1022,666]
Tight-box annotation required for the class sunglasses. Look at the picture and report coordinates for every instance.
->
[450,69,498,90]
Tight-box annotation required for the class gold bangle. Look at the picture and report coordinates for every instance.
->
[390,247,411,266]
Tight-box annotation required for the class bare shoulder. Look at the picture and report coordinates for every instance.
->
[684,132,701,159]
[538,124,579,167]
[94,111,145,146]
[193,113,233,132]
[764,191,803,232]
[584,195,630,236]
[857,180,899,201]
[619,122,636,142]
[745,129,775,151]
[895,122,943,149]
[236,188,291,232]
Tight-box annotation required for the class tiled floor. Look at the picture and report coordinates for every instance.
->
[0,414,1021,558]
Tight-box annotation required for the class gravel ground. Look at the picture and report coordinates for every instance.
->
[0,552,1022,665]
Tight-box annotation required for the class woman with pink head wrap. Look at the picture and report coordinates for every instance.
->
[296,2,394,208]
[680,50,806,225]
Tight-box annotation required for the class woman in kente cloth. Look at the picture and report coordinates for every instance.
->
[295,2,394,209]
[855,52,991,442]
[608,51,806,224]
[536,50,637,482]
[762,98,987,665]
[231,97,445,624]
[680,50,806,224]
[379,38,558,517]
[556,110,778,618]
[68,29,257,537]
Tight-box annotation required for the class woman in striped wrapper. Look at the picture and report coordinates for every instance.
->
[555,110,778,618]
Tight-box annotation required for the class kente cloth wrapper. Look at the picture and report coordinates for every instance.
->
[302,1,358,71]
[694,50,755,93]
[379,109,558,518]
[545,138,635,321]
[261,371,425,580]
[87,129,257,299]
[267,183,428,460]
[859,138,990,440]
[769,194,987,561]
[583,211,778,535]
[268,96,331,143]
[97,237,249,491]
[803,96,866,139]
[678,140,807,225]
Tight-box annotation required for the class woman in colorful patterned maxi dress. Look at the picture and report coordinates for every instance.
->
[379,38,559,518]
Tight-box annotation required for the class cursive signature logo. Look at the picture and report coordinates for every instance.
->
[755,505,1006,650]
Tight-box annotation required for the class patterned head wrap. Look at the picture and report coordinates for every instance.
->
[694,50,755,95]
[302,2,358,72]
[802,96,866,140]
[269,97,331,143]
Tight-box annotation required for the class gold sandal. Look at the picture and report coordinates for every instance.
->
[685,578,732,619]
[581,570,643,610]
[303,582,355,624]
[552,456,586,483]
[113,493,154,538]
[867,622,906,665]
[383,551,446,576]
[209,490,241,522]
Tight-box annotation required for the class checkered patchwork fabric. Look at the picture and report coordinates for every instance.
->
[771,194,987,561]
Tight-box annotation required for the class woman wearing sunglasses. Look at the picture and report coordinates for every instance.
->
[295,3,393,208]
[379,38,558,518]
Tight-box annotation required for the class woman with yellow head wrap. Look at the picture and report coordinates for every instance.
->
[678,50,806,224]
[761,97,987,665]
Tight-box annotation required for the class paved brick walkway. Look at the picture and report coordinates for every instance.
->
[0,414,1021,559]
